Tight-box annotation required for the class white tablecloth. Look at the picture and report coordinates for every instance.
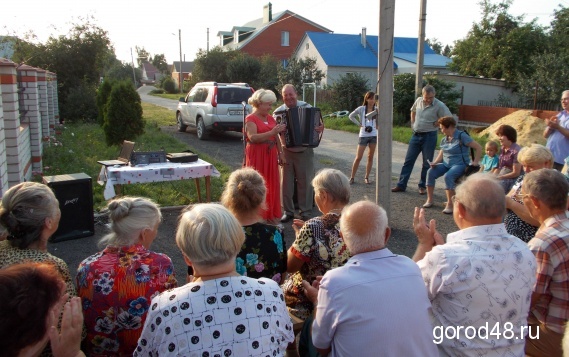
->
[98,159,220,200]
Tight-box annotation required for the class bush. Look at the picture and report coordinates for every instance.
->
[393,73,462,121]
[330,73,369,112]
[96,80,114,126]
[103,81,145,146]
[61,82,98,123]
[162,76,177,94]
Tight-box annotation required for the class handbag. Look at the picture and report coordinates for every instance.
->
[455,131,480,184]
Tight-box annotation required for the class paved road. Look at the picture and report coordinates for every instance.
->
[136,85,419,179]
[47,86,459,283]
[136,86,458,252]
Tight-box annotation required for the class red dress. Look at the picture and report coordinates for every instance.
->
[245,113,282,221]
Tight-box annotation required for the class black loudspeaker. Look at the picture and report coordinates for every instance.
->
[43,173,95,243]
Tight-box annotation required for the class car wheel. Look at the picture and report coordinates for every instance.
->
[196,117,209,140]
[177,113,188,132]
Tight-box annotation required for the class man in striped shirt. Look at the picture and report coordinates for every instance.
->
[522,168,569,356]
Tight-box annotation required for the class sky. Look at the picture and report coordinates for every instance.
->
[1,0,567,64]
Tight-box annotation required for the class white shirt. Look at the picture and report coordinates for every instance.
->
[417,224,537,357]
[134,276,294,356]
[348,105,378,138]
[312,248,438,356]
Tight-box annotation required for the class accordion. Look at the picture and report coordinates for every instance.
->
[274,107,323,148]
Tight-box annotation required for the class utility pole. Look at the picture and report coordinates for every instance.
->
[377,0,395,220]
[415,0,427,98]
[179,29,183,94]
[207,28,210,53]
[130,47,136,86]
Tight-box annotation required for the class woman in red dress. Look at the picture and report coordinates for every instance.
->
[245,89,286,224]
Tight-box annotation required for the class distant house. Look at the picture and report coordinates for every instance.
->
[141,62,162,84]
[170,61,194,88]
[218,2,331,64]
[294,30,452,87]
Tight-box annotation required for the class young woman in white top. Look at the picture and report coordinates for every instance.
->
[348,92,378,184]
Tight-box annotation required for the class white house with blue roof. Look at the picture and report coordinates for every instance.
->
[294,30,452,87]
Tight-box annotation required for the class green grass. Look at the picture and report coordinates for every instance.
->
[36,103,231,211]
[152,93,185,101]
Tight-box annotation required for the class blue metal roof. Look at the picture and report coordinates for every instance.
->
[306,32,450,68]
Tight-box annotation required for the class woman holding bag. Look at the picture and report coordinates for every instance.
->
[423,116,482,214]
[348,92,378,184]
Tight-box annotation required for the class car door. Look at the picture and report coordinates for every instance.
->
[189,88,209,125]
[181,87,198,126]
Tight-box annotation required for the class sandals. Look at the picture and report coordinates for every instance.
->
[349,177,355,184]
[364,177,370,184]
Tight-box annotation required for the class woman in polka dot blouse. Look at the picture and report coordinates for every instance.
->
[134,204,294,356]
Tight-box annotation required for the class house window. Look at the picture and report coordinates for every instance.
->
[282,59,289,68]
[281,31,289,46]
[305,43,309,50]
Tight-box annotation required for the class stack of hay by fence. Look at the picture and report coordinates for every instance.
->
[479,110,548,147]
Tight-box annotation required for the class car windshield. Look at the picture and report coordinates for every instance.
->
[217,88,252,104]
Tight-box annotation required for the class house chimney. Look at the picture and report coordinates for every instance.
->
[263,3,272,23]
[361,27,367,48]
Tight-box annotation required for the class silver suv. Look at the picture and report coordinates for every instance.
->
[176,82,254,140]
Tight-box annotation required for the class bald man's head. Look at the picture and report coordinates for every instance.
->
[340,201,389,255]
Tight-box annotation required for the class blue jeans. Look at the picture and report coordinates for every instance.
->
[396,131,437,190]
[426,163,466,190]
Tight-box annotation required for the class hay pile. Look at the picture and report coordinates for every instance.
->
[479,110,547,147]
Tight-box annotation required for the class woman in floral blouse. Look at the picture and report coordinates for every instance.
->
[281,168,351,320]
[221,167,287,284]
[76,197,176,356]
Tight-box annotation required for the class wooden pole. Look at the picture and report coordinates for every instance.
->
[415,0,427,98]
[377,0,395,220]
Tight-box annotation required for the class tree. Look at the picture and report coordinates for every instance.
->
[426,38,443,54]
[104,60,141,85]
[330,73,369,112]
[449,0,548,87]
[277,57,325,93]
[192,47,239,83]
[442,45,452,57]
[513,7,569,103]
[96,79,114,125]
[393,73,462,120]
[226,53,261,85]
[151,53,169,73]
[135,46,150,68]
[103,81,145,146]
[11,17,115,122]
[254,55,279,92]
[393,73,417,119]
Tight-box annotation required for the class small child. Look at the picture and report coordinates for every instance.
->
[480,140,499,173]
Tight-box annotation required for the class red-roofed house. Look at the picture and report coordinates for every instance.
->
[217,3,331,64]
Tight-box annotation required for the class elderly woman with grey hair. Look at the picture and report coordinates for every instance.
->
[0,182,78,357]
[76,197,176,356]
[505,144,555,242]
[281,168,352,320]
[134,203,294,356]
[245,89,287,224]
